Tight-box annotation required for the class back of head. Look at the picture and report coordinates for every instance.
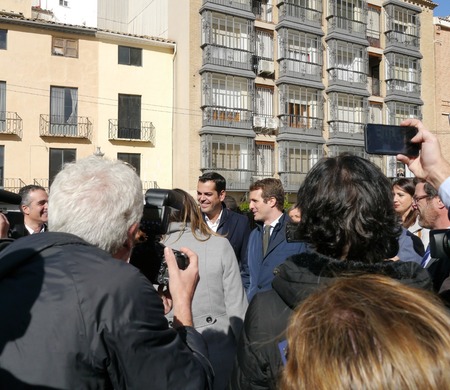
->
[49,156,143,255]
[171,188,212,240]
[249,178,284,211]
[296,154,400,262]
[198,172,226,193]
[281,275,450,390]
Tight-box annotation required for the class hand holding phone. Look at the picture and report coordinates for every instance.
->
[364,124,420,157]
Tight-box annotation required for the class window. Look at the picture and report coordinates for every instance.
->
[50,87,78,136]
[118,46,142,66]
[118,94,141,139]
[328,40,366,83]
[256,142,274,177]
[328,92,366,134]
[279,85,322,129]
[59,0,69,6]
[0,30,6,50]
[256,30,274,60]
[0,82,5,132]
[117,153,141,176]
[49,148,76,185]
[386,102,421,124]
[255,86,274,116]
[52,37,78,58]
[385,53,420,94]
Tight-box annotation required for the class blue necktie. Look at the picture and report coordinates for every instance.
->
[421,245,430,267]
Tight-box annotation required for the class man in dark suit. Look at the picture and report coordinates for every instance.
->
[11,185,48,238]
[197,172,251,266]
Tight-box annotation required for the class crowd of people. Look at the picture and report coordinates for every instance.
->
[0,118,450,389]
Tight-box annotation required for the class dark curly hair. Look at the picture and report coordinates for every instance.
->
[296,154,401,263]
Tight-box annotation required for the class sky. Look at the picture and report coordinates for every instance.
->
[434,2,450,17]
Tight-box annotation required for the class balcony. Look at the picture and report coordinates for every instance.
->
[279,115,323,136]
[278,0,322,26]
[1,178,26,193]
[328,121,364,140]
[33,178,49,191]
[203,45,253,71]
[40,114,92,139]
[202,107,252,129]
[203,169,254,191]
[279,172,307,192]
[202,0,252,12]
[386,79,421,98]
[385,31,419,49]
[108,120,155,144]
[0,111,23,137]
[328,68,367,89]
[278,58,322,82]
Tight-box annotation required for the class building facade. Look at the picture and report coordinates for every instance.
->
[0,0,175,193]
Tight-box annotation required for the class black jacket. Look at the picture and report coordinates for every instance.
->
[229,252,432,390]
[0,232,213,389]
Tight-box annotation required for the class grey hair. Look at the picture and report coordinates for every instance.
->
[48,156,143,255]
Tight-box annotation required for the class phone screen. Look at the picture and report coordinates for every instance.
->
[364,124,420,157]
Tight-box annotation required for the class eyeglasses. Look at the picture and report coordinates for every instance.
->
[412,194,430,204]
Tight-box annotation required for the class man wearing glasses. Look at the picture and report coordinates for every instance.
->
[413,180,450,291]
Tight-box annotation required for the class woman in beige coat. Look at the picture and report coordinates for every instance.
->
[162,189,248,390]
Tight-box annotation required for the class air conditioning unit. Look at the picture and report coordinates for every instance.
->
[266,117,279,130]
[253,115,266,129]
[258,60,274,76]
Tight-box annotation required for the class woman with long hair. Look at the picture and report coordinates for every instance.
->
[162,188,248,390]
[393,178,429,247]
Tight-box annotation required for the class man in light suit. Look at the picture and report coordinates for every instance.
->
[197,172,251,266]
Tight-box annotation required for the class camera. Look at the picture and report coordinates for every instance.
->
[429,229,450,260]
[130,189,189,285]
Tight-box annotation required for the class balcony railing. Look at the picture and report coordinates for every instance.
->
[328,68,367,87]
[279,115,323,136]
[278,1,322,25]
[33,178,49,192]
[40,114,92,139]
[385,31,419,48]
[203,45,253,71]
[203,0,252,12]
[278,58,322,81]
[108,120,155,144]
[142,180,159,194]
[367,30,380,48]
[386,79,421,96]
[202,168,254,191]
[329,121,364,139]
[1,178,26,193]
[328,16,366,37]
[202,106,253,129]
[279,172,307,192]
[0,111,23,137]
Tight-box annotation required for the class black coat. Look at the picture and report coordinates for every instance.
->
[229,252,432,390]
[0,232,213,389]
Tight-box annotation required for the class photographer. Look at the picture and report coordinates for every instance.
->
[0,157,213,389]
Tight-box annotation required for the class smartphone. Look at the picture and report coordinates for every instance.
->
[364,124,420,157]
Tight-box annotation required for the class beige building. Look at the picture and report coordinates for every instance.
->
[0,0,175,194]
[433,15,450,157]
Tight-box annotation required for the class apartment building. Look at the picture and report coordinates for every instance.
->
[433,15,450,157]
[7,0,437,201]
[0,0,175,194]
[168,0,436,198]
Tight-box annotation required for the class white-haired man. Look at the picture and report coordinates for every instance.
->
[0,156,213,389]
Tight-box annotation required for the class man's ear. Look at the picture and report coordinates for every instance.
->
[268,197,277,208]
[21,204,29,215]
[219,190,226,202]
[114,222,140,262]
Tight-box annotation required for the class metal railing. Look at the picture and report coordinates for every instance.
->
[203,45,252,70]
[385,31,419,48]
[108,120,155,144]
[33,178,49,191]
[202,0,252,12]
[279,115,323,135]
[0,111,23,137]
[1,178,27,193]
[279,1,322,24]
[40,114,92,139]
[329,121,365,139]
[278,58,322,81]
[202,106,253,129]
[386,79,421,96]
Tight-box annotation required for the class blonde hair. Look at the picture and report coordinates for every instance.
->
[281,275,450,390]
